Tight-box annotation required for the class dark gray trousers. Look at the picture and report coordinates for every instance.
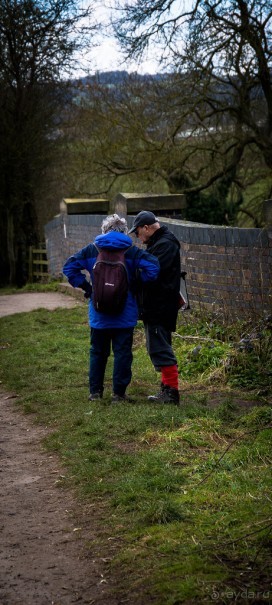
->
[144,323,177,371]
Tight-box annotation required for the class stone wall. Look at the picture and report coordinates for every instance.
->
[44,213,272,316]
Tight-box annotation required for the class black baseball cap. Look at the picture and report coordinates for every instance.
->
[128,211,159,234]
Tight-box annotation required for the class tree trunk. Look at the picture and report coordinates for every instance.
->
[7,210,16,285]
[4,201,38,287]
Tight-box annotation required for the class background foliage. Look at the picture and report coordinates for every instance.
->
[1,0,272,288]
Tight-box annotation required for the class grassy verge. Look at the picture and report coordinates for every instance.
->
[0,303,271,604]
[0,280,61,295]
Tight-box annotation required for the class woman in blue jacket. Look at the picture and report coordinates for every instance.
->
[63,214,160,402]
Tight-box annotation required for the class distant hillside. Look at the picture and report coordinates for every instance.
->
[71,70,167,87]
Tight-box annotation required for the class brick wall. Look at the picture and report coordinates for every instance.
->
[44,214,104,277]
[44,214,272,316]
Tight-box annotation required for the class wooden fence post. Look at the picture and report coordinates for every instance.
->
[28,246,33,282]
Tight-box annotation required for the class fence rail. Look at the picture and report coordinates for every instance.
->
[28,245,48,281]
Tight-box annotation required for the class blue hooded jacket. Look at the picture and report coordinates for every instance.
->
[63,231,160,329]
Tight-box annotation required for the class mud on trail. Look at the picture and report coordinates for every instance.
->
[0,390,127,605]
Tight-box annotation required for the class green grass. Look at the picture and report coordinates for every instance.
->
[0,304,271,604]
[0,280,62,295]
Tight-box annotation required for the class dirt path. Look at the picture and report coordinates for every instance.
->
[0,294,125,605]
[0,292,83,317]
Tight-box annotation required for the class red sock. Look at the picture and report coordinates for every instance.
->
[161,365,179,390]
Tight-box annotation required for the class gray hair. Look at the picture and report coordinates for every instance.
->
[101,214,128,234]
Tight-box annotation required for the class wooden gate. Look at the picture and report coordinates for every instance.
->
[28,244,48,281]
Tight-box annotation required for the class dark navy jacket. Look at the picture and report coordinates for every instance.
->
[63,231,160,329]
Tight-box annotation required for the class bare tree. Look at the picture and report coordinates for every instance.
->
[0,0,97,286]
[59,73,184,199]
[109,1,272,221]
[65,68,268,225]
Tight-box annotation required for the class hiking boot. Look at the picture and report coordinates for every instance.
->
[111,394,133,403]
[147,382,166,402]
[89,392,103,401]
[148,385,180,406]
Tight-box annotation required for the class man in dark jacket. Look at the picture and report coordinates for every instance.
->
[129,211,181,405]
[63,214,159,402]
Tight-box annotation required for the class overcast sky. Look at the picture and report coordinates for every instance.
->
[74,1,165,76]
[88,38,161,75]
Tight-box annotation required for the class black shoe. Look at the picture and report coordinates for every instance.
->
[89,392,103,401]
[111,394,133,403]
[148,385,180,405]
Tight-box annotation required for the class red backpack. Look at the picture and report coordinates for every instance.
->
[92,247,129,315]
